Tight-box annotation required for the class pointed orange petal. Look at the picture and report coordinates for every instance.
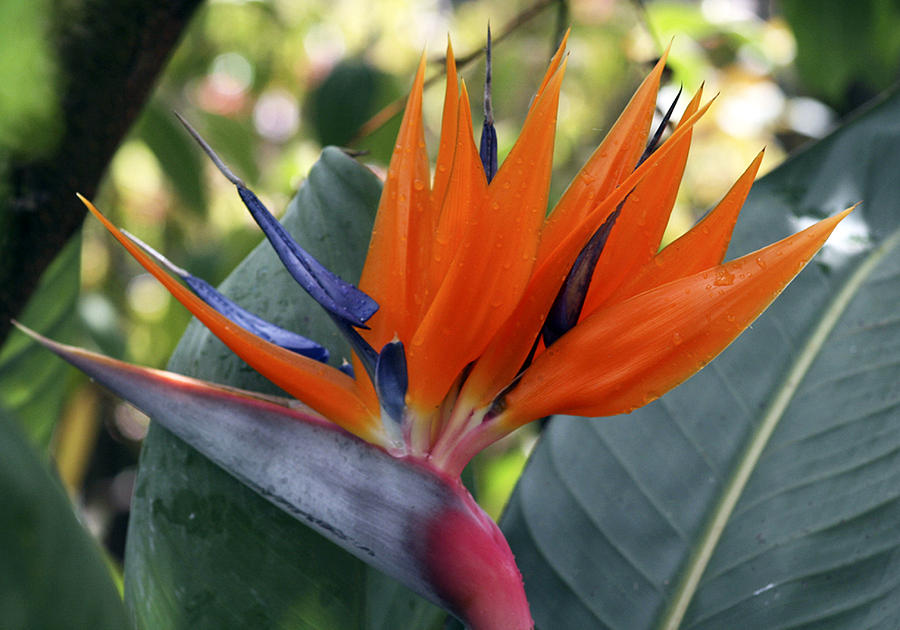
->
[407,59,568,414]
[537,48,670,262]
[360,54,432,348]
[79,195,380,441]
[431,39,460,210]
[529,28,570,114]
[608,149,765,304]
[579,86,703,315]
[499,209,852,428]
[427,81,488,298]
[458,99,715,410]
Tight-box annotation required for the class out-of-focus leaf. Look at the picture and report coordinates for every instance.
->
[782,0,900,110]
[307,59,385,147]
[123,147,444,629]
[306,58,401,162]
[502,85,900,629]
[0,0,61,156]
[0,235,80,448]
[136,101,207,213]
[0,408,128,630]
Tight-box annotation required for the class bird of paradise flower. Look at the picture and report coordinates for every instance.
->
[21,33,851,630]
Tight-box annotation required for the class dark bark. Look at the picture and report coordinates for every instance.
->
[0,0,204,345]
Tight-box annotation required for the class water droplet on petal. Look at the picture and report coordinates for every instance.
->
[713,268,735,286]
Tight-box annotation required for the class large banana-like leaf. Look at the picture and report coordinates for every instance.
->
[501,87,900,628]
[0,408,128,629]
[122,148,444,629]
[0,235,80,448]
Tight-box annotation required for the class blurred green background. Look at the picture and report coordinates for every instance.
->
[2,0,900,572]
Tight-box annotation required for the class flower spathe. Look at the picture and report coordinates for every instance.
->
[31,34,851,630]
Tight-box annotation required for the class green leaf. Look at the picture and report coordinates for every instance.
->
[782,0,900,109]
[123,147,443,629]
[0,234,81,448]
[0,408,128,630]
[502,86,900,628]
[305,58,402,163]
[307,59,392,148]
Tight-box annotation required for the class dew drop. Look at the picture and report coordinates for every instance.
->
[713,268,735,286]
[413,179,425,191]
[672,332,683,346]
[755,257,767,270]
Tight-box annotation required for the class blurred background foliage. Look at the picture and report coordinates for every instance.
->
[2,0,900,575]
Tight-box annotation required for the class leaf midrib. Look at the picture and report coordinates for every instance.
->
[656,224,900,630]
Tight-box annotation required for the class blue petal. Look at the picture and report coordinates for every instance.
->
[479,24,498,182]
[183,274,329,361]
[480,121,498,183]
[338,359,355,378]
[334,319,379,382]
[637,85,682,167]
[236,187,379,328]
[375,339,408,426]
[542,205,621,346]
[123,231,329,362]
[541,88,684,346]
[175,112,379,328]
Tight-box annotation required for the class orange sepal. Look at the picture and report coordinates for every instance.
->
[407,59,568,414]
[360,53,432,348]
[579,86,703,315]
[79,195,381,442]
[432,39,460,210]
[499,208,852,429]
[537,48,670,263]
[529,28,570,115]
[608,149,765,304]
[457,99,716,410]
[427,81,488,299]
